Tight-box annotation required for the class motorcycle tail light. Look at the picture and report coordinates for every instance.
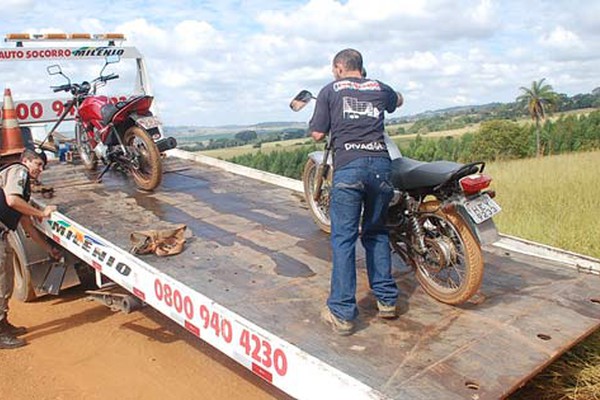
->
[460,174,492,195]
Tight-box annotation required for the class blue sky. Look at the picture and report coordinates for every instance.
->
[1,0,598,127]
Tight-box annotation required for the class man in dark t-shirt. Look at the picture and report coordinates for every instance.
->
[310,49,403,335]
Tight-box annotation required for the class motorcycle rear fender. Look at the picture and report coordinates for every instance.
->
[308,150,333,166]
[456,205,500,245]
[129,113,162,141]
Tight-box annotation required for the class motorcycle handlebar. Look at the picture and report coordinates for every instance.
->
[102,74,119,82]
[52,84,72,93]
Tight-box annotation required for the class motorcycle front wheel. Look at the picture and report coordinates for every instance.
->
[302,158,332,233]
[391,201,484,305]
[124,126,162,191]
[75,122,98,170]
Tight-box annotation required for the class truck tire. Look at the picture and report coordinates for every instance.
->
[6,234,36,302]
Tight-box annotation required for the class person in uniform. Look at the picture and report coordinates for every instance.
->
[0,149,61,349]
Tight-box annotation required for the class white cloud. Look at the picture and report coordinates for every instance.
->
[450,94,471,105]
[117,19,171,53]
[4,0,33,11]
[540,26,584,50]
[0,0,598,126]
[470,0,493,25]
[79,19,105,34]
[158,67,193,89]
[380,52,439,74]
[172,20,225,54]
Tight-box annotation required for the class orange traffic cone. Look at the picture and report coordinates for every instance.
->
[0,88,26,157]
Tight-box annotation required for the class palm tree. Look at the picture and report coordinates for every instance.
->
[517,78,557,156]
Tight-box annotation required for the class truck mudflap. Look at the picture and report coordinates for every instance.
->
[7,226,80,301]
[31,157,600,400]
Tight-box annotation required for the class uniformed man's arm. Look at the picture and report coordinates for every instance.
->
[6,194,55,219]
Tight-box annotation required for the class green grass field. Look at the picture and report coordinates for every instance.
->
[487,151,600,399]
[198,138,314,160]
[487,150,600,258]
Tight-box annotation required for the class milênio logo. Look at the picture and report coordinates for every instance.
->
[72,47,125,57]
[49,220,131,277]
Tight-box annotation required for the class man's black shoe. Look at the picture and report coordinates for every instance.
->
[0,332,26,349]
[1,320,27,336]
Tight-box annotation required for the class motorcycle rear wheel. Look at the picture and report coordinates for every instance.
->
[75,122,98,170]
[302,158,332,233]
[123,126,162,191]
[392,201,484,305]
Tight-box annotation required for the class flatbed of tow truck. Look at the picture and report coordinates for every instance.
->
[31,152,600,400]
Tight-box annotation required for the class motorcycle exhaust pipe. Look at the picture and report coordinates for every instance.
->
[155,136,177,152]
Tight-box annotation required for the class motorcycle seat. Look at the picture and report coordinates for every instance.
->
[101,101,131,125]
[390,157,472,190]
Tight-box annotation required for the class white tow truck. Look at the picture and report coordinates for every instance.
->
[1,32,600,400]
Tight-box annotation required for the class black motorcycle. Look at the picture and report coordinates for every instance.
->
[291,90,501,305]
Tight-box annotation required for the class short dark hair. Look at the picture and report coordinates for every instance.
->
[333,49,363,72]
[21,148,47,166]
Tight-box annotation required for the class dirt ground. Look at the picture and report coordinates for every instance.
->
[0,286,290,400]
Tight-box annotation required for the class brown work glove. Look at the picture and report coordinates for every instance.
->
[130,224,187,257]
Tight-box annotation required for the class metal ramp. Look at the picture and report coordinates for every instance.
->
[33,156,600,399]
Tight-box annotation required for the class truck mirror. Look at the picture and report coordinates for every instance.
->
[105,55,120,64]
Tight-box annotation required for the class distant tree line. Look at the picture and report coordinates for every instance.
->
[229,144,319,179]
[179,128,307,152]
[390,88,600,136]
[229,110,600,180]
[392,110,599,163]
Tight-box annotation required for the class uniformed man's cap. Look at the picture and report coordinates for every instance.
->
[22,147,48,167]
[34,148,48,167]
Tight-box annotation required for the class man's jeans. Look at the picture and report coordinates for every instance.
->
[327,157,399,321]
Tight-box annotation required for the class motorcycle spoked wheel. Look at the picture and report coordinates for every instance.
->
[391,201,484,305]
[123,126,162,191]
[302,158,332,233]
[75,122,98,170]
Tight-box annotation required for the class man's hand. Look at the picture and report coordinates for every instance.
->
[396,92,404,108]
[43,205,57,218]
[311,131,326,142]
[37,205,57,222]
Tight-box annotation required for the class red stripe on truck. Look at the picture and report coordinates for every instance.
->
[252,363,273,383]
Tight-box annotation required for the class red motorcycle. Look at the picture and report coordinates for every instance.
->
[44,56,176,191]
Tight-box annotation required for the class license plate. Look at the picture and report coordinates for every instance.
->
[136,115,161,129]
[464,193,501,224]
